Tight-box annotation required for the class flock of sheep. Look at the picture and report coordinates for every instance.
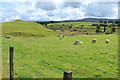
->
[74,39,109,45]
[59,35,110,45]
[6,35,110,45]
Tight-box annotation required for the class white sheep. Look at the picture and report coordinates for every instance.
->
[106,39,109,43]
[34,36,38,38]
[74,40,79,45]
[6,36,11,39]
[60,35,64,40]
[79,42,83,44]
[84,35,87,37]
[92,39,97,43]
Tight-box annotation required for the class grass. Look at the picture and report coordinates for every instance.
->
[2,35,118,78]
[2,20,118,78]
[2,20,58,37]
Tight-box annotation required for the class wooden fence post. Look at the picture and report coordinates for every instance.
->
[63,71,72,80]
[9,47,14,80]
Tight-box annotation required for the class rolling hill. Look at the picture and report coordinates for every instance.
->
[2,20,59,37]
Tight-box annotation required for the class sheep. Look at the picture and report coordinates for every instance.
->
[74,40,79,45]
[96,68,101,71]
[6,36,11,39]
[75,35,79,37]
[92,39,97,43]
[106,39,109,43]
[79,42,84,44]
[60,35,65,39]
[34,36,38,38]
[84,35,87,37]
[60,35,64,40]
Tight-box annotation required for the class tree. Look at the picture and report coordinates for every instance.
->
[108,21,113,24]
[99,21,103,23]
[103,26,106,33]
[62,24,64,26]
[80,25,84,29]
[96,24,101,33]
[111,27,116,32]
[69,26,72,28]
[115,21,118,24]
[104,21,107,24]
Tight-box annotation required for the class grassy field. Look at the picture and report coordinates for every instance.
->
[2,20,118,78]
[45,22,118,35]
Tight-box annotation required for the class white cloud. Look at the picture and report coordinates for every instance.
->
[0,1,118,22]
[4,16,20,22]
[81,1,92,5]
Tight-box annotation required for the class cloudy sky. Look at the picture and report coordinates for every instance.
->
[0,0,119,22]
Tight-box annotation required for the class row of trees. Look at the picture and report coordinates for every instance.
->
[96,24,116,34]
[99,21,120,24]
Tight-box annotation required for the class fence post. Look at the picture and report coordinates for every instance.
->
[63,71,72,80]
[9,47,14,80]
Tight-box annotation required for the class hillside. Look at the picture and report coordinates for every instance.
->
[2,20,58,37]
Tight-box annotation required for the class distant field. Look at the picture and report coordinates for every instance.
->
[45,22,118,35]
[48,22,98,27]
[2,21,118,78]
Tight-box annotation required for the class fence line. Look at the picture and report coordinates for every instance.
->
[9,47,14,80]
[9,47,72,80]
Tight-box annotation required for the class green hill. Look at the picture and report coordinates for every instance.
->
[2,20,58,37]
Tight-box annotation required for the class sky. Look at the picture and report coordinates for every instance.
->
[0,0,119,22]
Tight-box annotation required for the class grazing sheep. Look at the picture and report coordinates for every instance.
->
[34,36,38,38]
[96,68,101,70]
[106,39,109,43]
[74,40,79,45]
[60,35,64,40]
[84,35,87,37]
[75,35,79,37]
[79,42,83,44]
[6,36,11,39]
[92,39,97,43]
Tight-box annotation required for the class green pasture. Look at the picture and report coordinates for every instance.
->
[2,20,118,78]
[2,35,118,78]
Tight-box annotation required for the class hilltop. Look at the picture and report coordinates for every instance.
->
[2,20,58,37]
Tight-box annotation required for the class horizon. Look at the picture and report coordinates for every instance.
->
[0,1,119,22]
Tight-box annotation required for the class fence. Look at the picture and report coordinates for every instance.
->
[8,47,119,80]
[9,47,72,80]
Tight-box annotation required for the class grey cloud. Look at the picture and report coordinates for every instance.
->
[35,2,56,11]
[83,2,118,18]
[62,2,81,8]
